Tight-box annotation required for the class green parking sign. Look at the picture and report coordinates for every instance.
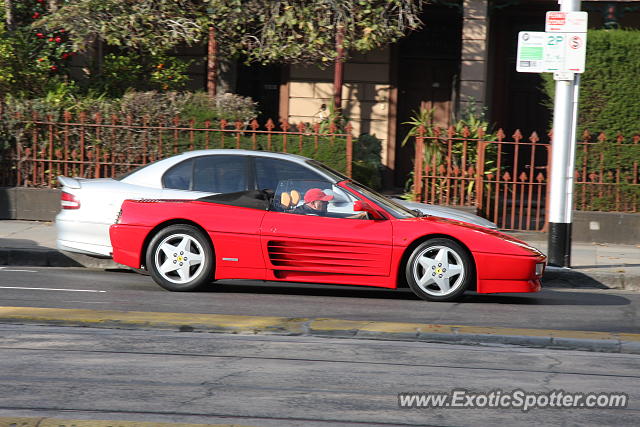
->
[517,31,586,73]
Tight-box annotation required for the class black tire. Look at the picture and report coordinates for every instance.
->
[405,238,474,302]
[145,224,214,291]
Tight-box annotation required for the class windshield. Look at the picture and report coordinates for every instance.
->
[305,159,350,182]
[306,159,417,219]
[346,181,417,219]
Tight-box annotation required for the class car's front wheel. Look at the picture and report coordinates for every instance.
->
[146,224,214,291]
[405,238,474,302]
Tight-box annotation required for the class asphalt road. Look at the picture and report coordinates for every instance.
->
[0,324,638,426]
[1,267,639,333]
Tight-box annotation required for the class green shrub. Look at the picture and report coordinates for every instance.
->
[179,92,260,124]
[0,0,78,98]
[541,29,640,138]
[541,30,640,211]
[400,104,499,200]
[0,24,67,98]
[0,90,258,156]
[117,91,185,122]
[1,91,385,185]
[352,134,383,189]
[573,136,640,211]
[92,52,193,96]
[116,91,258,124]
[2,90,259,123]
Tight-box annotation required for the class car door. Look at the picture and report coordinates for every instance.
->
[260,183,393,279]
[196,200,269,280]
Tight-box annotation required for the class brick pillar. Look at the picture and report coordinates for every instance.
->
[459,0,489,116]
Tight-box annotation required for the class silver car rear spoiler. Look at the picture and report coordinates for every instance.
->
[57,176,82,189]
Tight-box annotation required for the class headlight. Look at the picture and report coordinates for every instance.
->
[535,262,545,277]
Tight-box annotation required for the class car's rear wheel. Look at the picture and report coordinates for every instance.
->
[405,238,473,302]
[146,224,214,291]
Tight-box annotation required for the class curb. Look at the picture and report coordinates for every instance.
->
[2,306,639,354]
[574,269,640,292]
[0,417,253,427]
[543,266,640,291]
[0,248,119,269]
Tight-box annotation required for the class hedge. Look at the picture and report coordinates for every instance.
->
[542,29,640,139]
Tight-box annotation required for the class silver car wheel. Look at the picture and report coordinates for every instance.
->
[154,233,205,284]
[411,245,465,297]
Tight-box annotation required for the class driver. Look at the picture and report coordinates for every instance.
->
[293,188,333,215]
[294,188,367,219]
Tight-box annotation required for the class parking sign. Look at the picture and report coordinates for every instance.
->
[545,11,588,33]
[517,11,587,74]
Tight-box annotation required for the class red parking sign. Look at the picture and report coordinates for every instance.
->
[547,12,566,29]
[545,11,588,33]
[569,35,582,49]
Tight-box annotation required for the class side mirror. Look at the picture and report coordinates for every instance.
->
[353,200,386,220]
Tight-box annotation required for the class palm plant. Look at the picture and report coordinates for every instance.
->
[401,106,446,165]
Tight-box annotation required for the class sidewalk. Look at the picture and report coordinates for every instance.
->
[0,220,116,269]
[509,231,640,291]
[0,220,639,290]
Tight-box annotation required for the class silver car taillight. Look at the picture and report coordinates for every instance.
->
[61,191,80,209]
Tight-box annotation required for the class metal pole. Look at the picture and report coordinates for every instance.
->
[547,0,582,267]
[566,74,580,223]
[548,78,574,266]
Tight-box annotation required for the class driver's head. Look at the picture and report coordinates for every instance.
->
[304,188,333,210]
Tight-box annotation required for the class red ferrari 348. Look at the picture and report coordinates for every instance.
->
[110,179,546,302]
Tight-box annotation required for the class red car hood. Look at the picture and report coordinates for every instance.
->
[396,215,545,258]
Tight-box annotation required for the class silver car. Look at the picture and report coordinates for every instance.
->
[56,149,497,257]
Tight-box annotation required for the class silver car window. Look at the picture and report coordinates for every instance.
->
[255,157,325,191]
[193,156,249,193]
[162,158,193,190]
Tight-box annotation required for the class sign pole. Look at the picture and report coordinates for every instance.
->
[547,0,582,267]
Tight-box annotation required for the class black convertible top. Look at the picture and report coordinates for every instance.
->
[196,189,274,210]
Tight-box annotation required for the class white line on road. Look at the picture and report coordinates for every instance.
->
[0,267,38,273]
[0,286,106,293]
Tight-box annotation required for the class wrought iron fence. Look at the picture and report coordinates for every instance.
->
[575,131,640,212]
[2,110,637,233]
[0,111,353,188]
[413,126,550,231]
[413,126,640,232]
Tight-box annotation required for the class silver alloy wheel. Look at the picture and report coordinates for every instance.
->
[411,244,465,297]
[154,233,205,284]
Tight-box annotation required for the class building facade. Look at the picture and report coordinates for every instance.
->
[218,0,640,187]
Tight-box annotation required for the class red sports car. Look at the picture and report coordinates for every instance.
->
[110,179,546,302]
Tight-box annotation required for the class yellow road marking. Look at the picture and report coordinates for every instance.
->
[1,306,638,343]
